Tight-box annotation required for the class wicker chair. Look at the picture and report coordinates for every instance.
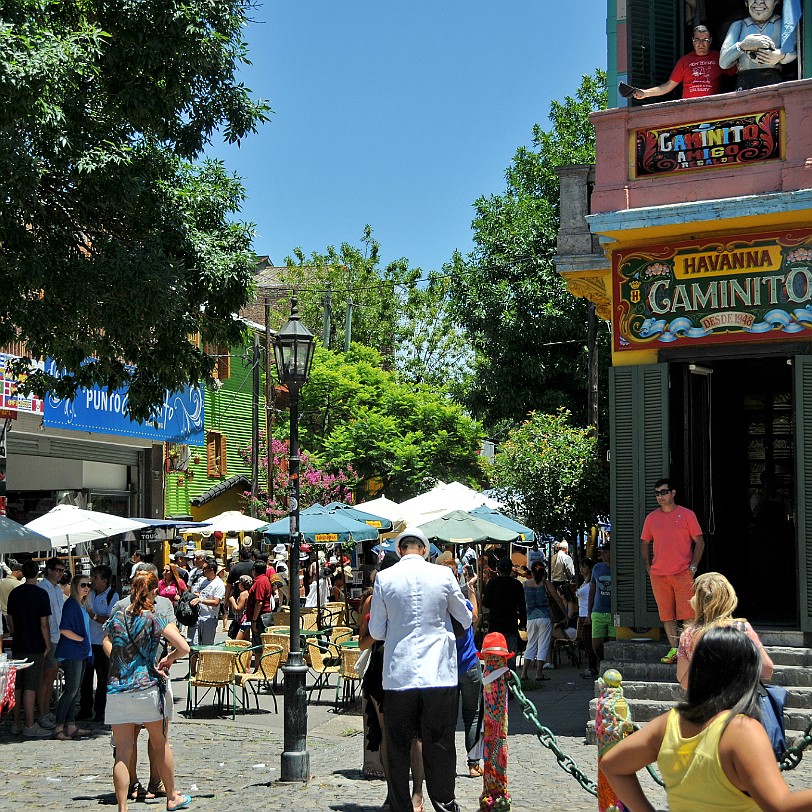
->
[300,608,319,631]
[306,638,342,702]
[552,626,582,669]
[335,646,362,711]
[272,611,291,627]
[186,649,238,719]
[223,639,253,674]
[329,626,354,646]
[235,644,283,713]
[264,632,290,666]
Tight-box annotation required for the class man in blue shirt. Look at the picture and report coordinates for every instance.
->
[588,542,614,674]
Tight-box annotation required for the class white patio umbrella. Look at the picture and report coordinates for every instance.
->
[25,505,149,550]
[197,510,269,536]
[0,515,53,555]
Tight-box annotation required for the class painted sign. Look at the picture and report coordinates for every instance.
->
[614,228,812,351]
[0,354,45,415]
[632,109,782,177]
[314,533,339,542]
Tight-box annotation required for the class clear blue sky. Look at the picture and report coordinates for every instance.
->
[205,1,607,274]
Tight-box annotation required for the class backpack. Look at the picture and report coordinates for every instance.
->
[175,590,199,626]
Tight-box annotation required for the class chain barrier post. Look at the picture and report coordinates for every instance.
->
[595,669,635,812]
[478,633,513,812]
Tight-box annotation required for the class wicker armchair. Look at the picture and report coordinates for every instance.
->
[335,645,362,711]
[300,608,319,631]
[272,611,291,627]
[306,638,342,702]
[235,644,283,712]
[186,649,238,719]
[223,639,253,674]
[263,632,290,666]
[329,626,354,646]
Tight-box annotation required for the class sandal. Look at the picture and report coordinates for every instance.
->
[53,730,72,741]
[166,794,193,811]
[68,727,92,738]
[130,782,149,801]
[147,781,167,798]
[468,763,484,778]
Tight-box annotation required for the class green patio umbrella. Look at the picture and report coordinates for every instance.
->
[469,506,535,543]
[418,510,520,546]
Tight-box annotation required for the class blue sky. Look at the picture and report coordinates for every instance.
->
[205,1,607,274]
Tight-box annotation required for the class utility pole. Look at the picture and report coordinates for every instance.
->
[250,330,260,517]
[264,297,274,503]
[344,298,353,352]
[322,286,332,349]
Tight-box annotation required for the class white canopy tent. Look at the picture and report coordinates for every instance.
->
[396,481,502,527]
[353,495,407,532]
[193,511,268,537]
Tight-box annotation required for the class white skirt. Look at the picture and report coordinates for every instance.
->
[105,683,174,726]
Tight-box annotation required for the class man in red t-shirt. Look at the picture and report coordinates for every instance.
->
[247,560,274,648]
[633,26,736,100]
[640,478,705,665]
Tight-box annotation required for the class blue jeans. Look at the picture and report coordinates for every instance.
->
[458,664,484,763]
[55,658,86,728]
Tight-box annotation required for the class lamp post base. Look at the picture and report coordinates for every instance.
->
[280,657,310,782]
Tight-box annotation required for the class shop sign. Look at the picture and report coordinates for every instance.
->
[44,370,205,444]
[614,228,812,351]
[314,533,339,542]
[632,109,782,178]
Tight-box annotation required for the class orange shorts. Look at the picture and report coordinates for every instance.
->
[650,569,695,622]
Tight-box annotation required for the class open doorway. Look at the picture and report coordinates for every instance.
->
[670,357,797,626]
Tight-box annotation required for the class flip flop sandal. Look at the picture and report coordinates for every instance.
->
[70,727,93,738]
[166,794,193,811]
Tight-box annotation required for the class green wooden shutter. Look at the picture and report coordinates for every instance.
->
[610,363,669,627]
[794,355,812,631]
[626,0,681,95]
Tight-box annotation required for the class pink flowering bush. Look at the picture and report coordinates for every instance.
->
[239,434,358,521]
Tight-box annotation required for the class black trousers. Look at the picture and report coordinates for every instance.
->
[79,644,110,719]
[385,686,460,812]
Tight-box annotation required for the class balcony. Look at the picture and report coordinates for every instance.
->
[589,78,812,215]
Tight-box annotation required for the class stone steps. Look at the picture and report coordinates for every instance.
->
[583,634,812,745]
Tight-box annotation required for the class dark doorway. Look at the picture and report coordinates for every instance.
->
[670,357,797,626]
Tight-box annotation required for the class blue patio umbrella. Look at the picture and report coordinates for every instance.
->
[259,508,379,544]
[321,502,393,532]
[372,537,442,558]
[469,506,535,543]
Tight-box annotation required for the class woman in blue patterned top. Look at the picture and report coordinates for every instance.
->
[103,571,191,812]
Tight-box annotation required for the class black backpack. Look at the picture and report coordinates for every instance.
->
[175,590,199,626]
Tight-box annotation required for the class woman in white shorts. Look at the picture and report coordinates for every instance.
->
[104,571,191,812]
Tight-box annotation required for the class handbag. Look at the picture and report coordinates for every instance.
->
[758,681,787,759]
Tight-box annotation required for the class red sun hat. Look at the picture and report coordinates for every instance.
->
[477,632,514,660]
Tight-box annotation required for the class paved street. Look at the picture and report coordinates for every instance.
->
[3,650,811,811]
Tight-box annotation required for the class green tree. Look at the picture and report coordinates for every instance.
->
[293,344,484,501]
[492,409,607,540]
[1,0,269,420]
[448,71,608,435]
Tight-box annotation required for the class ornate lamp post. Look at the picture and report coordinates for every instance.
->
[274,297,316,782]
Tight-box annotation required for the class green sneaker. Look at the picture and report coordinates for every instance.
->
[661,647,678,664]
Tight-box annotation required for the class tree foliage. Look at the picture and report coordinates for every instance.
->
[448,71,608,435]
[1,0,269,419]
[492,409,607,539]
[294,344,484,501]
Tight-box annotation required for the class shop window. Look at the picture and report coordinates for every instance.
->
[165,443,190,473]
[206,431,227,478]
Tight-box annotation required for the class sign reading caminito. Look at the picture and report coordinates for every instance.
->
[614,228,812,351]
[633,109,782,177]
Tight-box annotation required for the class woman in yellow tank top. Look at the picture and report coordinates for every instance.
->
[601,625,812,812]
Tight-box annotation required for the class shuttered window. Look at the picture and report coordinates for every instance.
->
[793,355,812,631]
[610,363,669,627]
[206,431,227,478]
[626,0,681,102]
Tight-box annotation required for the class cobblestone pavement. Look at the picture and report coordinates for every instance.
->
[3,656,811,811]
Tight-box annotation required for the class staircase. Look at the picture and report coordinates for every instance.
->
[585,632,812,745]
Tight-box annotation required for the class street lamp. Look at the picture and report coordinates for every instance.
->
[274,296,316,782]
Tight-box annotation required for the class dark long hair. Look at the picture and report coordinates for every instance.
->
[531,560,547,584]
[677,624,761,726]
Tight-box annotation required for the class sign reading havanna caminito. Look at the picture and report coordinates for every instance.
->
[632,109,782,177]
[614,228,812,352]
